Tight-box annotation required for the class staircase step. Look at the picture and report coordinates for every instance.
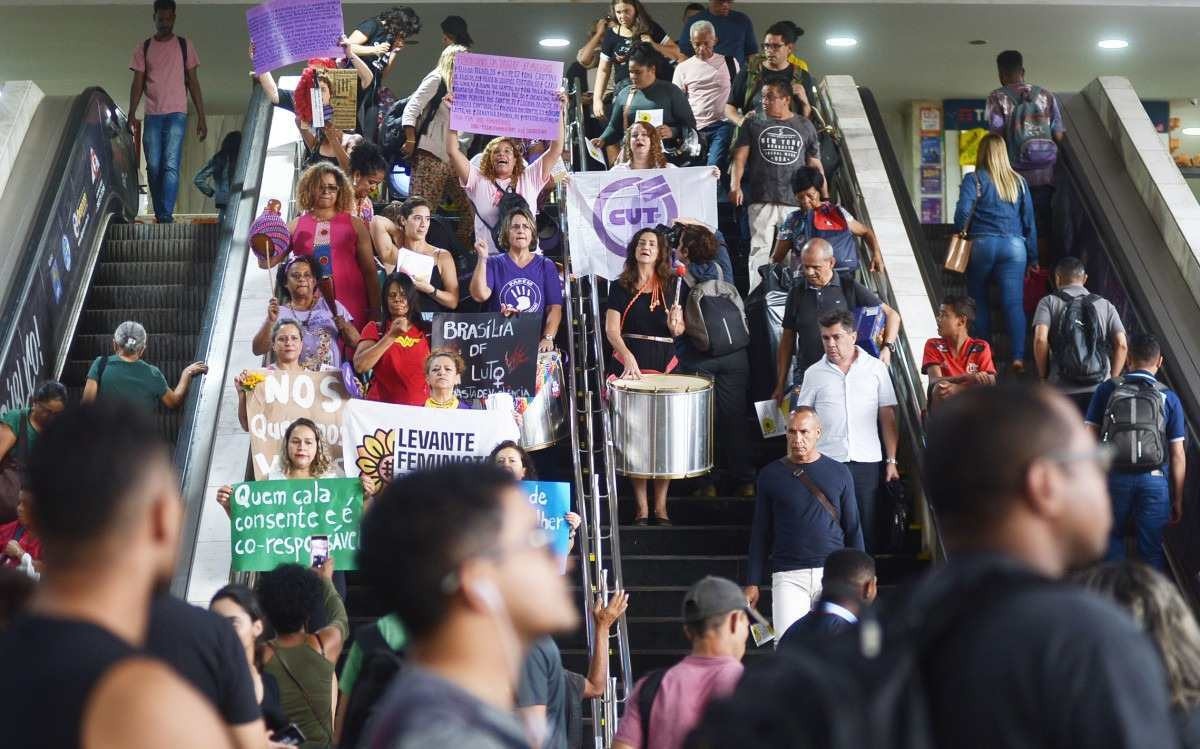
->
[600,497,756,525]
[78,308,202,335]
[85,284,208,309]
[619,555,750,587]
[619,526,750,556]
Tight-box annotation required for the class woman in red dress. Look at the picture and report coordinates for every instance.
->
[284,163,380,331]
[353,273,430,405]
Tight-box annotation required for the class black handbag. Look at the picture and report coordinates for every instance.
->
[883,478,911,554]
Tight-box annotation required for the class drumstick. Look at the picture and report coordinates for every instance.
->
[673,264,685,306]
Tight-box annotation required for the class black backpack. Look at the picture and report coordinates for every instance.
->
[337,622,407,749]
[684,563,1047,749]
[475,182,531,250]
[1100,376,1169,471]
[683,266,750,356]
[1049,291,1109,385]
[381,81,448,164]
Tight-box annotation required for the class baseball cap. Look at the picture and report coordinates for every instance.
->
[682,576,748,623]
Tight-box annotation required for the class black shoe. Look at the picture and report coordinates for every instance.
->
[652,515,673,527]
[632,516,650,526]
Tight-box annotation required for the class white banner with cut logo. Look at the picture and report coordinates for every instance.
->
[565,167,718,280]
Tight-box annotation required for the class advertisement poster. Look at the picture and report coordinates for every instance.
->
[920,166,942,194]
[919,105,941,135]
[228,478,363,571]
[920,136,942,166]
[921,198,943,224]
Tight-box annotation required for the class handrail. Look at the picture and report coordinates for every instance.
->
[170,85,275,596]
[814,82,949,563]
[0,88,138,412]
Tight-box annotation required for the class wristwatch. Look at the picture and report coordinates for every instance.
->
[885,458,898,465]
[883,341,897,353]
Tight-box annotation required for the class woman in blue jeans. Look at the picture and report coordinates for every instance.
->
[954,133,1037,373]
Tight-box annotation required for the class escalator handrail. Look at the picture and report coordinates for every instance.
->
[170,85,275,597]
[815,80,949,563]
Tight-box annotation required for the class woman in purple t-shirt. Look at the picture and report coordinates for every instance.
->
[469,207,563,354]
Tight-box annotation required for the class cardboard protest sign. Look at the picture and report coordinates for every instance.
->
[325,68,358,130]
[247,0,343,75]
[341,399,520,483]
[451,53,563,140]
[522,481,571,558]
[244,370,348,480]
[229,478,363,572]
[566,167,719,280]
[431,313,539,399]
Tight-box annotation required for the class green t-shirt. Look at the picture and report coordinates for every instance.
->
[87,356,169,410]
[338,613,407,696]
[0,408,37,459]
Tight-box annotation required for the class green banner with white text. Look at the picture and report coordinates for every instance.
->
[229,478,363,572]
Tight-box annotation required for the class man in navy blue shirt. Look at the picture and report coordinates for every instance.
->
[1084,333,1186,571]
[678,0,757,66]
[744,406,863,638]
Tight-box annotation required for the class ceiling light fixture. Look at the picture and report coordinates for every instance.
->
[1097,39,1129,50]
[1182,127,1200,136]
[825,36,858,48]
[539,37,570,48]
[969,39,987,46]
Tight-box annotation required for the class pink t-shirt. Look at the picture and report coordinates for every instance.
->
[129,36,199,115]
[671,54,733,131]
[463,162,547,255]
[612,655,743,749]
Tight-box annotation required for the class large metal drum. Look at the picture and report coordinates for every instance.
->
[609,373,713,479]
[519,352,567,451]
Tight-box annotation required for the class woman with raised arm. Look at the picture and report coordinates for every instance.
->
[371,197,459,313]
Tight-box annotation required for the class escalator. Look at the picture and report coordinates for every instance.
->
[0,83,276,596]
[840,78,1200,600]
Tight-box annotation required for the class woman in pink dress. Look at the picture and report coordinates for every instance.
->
[284,163,380,331]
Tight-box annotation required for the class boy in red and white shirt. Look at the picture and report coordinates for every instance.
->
[922,295,996,406]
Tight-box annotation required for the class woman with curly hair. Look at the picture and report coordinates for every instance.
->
[613,120,672,170]
[282,163,380,332]
[604,226,686,525]
[217,417,340,513]
[258,562,348,749]
[446,89,568,254]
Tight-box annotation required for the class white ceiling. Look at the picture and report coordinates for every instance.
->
[2,2,1198,119]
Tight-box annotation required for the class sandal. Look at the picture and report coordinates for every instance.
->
[652,515,673,527]
[632,516,650,526]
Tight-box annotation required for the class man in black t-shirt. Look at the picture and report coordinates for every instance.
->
[730,78,821,293]
[772,239,899,403]
[918,384,1179,749]
[147,594,265,749]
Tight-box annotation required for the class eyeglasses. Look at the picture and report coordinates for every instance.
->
[762,42,785,50]
[1045,444,1116,473]
[318,184,339,193]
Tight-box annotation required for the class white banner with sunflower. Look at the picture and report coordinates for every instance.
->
[343,400,520,487]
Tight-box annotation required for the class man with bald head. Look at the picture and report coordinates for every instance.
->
[772,238,901,403]
[744,406,863,636]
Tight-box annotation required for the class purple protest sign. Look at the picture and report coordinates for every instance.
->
[450,53,563,141]
[247,0,344,75]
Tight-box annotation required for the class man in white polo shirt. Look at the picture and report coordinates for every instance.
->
[796,309,899,551]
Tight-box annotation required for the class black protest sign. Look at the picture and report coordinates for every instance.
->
[431,312,540,399]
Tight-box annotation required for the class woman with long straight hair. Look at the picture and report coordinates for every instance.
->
[953,133,1037,373]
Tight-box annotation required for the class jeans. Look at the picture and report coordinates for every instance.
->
[771,567,823,642]
[846,461,881,552]
[1107,470,1170,571]
[700,121,732,169]
[966,234,1027,360]
[679,348,753,485]
[143,112,188,222]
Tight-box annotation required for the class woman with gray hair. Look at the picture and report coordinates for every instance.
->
[1075,560,1200,746]
[82,321,207,410]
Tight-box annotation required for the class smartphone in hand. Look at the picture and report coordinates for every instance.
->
[310,535,330,568]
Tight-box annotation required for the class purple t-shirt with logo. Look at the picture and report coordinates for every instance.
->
[484,253,563,315]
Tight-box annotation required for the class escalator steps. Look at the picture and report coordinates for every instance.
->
[69,334,200,362]
[106,223,219,243]
[77,308,202,335]
[102,239,219,263]
[92,261,214,286]
[62,357,198,392]
[86,284,208,309]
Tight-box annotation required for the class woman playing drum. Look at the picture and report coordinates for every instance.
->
[604,227,686,525]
